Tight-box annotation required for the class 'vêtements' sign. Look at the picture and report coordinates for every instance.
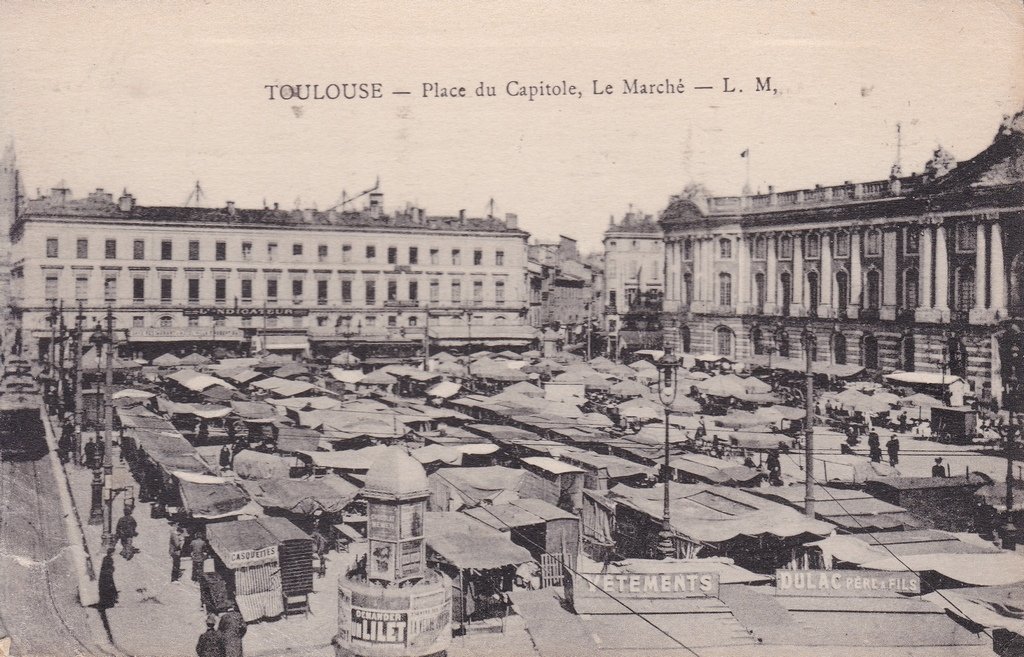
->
[575,572,719,598]
[775,569,921,596]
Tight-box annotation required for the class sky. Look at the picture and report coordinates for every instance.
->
[1,1,1022,253]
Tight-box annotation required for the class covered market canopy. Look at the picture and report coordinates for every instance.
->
[607,483,832,545]
[151,353,182,367]
[176,473,253,519]
[669,454,762,487]
[240,476,357,515]
[425,512,533,570]
[751,484,922,532]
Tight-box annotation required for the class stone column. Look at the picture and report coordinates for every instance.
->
[916,225,936,322]
[819,231,833,318]
[881,229,897,321]
[991,219,1006,317]
[792,233,805,316]
[736,236,749,314]
[974,222,986,308]
[765,234,778,314]
[849,230,862,318]
[934,223,949,319]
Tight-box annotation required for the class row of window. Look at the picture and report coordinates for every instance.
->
[134,312,503,330]
[678,266,982,311]
[679,224,980,263]
[43,238,507,267]
[43,274,508,305]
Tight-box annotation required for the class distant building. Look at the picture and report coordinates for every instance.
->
[0,142,21,335]
[659,110,1024,402]
[602,210,663,359]
[9,184,537,359]
[528,236,597,346]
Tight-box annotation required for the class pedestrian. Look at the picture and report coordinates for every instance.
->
[311,527,328,578]
[84,440,97,470]
[898,411,908,433]
[219,444,232,473]
[170,525,186,582]
[196,614,225,657]
[766,450,782,486]
[98,547,118,610]
[191,531,208,582]
[932,458,947,478]
[96,439,105,467]
[218,602,247,657]
[886,435,900,467]
[868,433,882,463]
[115,507,139,560]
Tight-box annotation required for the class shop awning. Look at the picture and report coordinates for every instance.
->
[884,371,966,386]
[240,477,357,515]
[264,335,310,351]
[177,478,253,519]
[426,381,462,398]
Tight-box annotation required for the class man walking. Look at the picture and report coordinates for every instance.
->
[218,602,247,657]
[115,508,139,560]
[868,432,882,463]
[196,614,225,657]
[191,531,208,582]
[886,435,900,467]
[169,525,186,582]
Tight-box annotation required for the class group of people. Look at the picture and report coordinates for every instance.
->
[867,432,901,467]
[196,605,247,657]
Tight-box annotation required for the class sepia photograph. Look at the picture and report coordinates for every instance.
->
[0,1,1023,656]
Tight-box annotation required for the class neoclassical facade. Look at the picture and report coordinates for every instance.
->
[660,111,1024,401]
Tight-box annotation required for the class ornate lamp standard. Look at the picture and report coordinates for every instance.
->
[655,349,681,559]
[800,327,816,518]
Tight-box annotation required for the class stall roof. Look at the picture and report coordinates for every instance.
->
[557,447,656,480]
[883,372,966,386]
[239,477,357,515]
[669,454,762,486]
[206,518,278,559]
[230,400,278,421]
[426,381,461,399]
[327,368,364,384]
[177,478,252,519]
[463,497,577,531]
[607,483,832,544]
[424,512,534,570]
[750,485,923,532]
[521,456,584,475]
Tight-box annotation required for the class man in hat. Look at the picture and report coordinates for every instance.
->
[932,458,947,478]
[886,435,900,467]
[191,531,208,582]
[169,525,186,582]
[114,507,139,560]
[196,614,225,657]
[217,602,247,657]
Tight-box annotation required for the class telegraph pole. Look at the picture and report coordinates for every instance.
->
[803,329,816,518]
[101,307,116,546]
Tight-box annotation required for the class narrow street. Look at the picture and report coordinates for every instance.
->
[0,457,106,656]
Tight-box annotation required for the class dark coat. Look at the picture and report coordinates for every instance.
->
[98,555,118,609]
[218,610,247,657]
[196,628,225,657]
[116,515,138,539]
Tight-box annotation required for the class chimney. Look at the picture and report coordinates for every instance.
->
[459,209,466,225]
[767,185,775,194]
[273,202,279,211]
[226,201,236,216]
[505,212,518,230]
[369,191,383,217]
[118,189,135,212]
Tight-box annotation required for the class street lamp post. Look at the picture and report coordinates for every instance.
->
[100,308,117,547]
[655,349,681,559]
[801,328,816,518]
[82,307,105,525]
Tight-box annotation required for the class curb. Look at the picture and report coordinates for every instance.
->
[40,412,98,606]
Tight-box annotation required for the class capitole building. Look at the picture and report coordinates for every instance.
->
[5,182,536,360]
[659,110,1024,403]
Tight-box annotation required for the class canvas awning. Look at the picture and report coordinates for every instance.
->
[240,477,357,515]
[176,478,252,519]
[425,512,533,570]
[426,381,461,398]
[264,335,310,351]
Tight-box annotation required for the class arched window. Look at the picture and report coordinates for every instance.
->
[863,334,879,369]
[836,270,849,310]
[956,266,975,310]
[680,325,692,353]
[752,327,765,355]
[866,269,881,309]
[835,231,850,258]
[683,273,693,305]
[159,315,173,328]
[901,334,916,371]
[833,333,847,365]
[719,238,732,259]
[904,269,919,308]
[408,316,418,327]
[718,273,732,306]
[806,234,820,259]
[715,326,734,357]
[807,271,820,311]
[780,272,792,316]
[777,330,791,358]
[754,273,766,311]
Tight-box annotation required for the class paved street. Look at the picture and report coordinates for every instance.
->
[0,457,108,657]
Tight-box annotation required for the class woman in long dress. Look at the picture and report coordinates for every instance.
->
[98,547,118,609]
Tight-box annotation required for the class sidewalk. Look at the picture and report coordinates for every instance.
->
[65,432,347,657]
